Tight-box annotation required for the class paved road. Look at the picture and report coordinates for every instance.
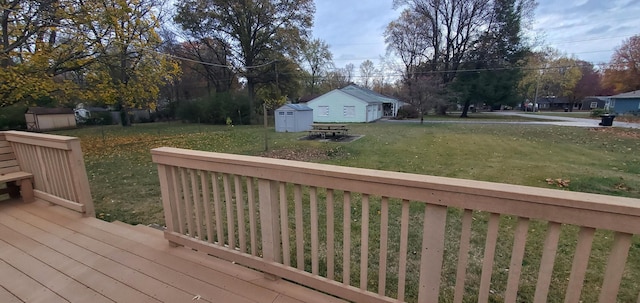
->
[487,112,640,129]
[382,112,640,129]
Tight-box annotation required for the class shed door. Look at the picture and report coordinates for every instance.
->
[284,111,295,132]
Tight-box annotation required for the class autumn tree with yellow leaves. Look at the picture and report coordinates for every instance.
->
[0,0,179,124]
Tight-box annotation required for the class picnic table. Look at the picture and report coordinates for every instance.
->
[308,124,349,138]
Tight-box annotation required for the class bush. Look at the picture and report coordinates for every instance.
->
[590,108,607,117]
[82,111,114,125]
[396,105,420,119]
[0,103,27,130]
[177,93,251,125]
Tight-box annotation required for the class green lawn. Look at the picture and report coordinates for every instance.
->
[52,122,640,302]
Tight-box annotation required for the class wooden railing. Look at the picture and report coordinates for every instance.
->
[3,131,94,216]
[152,147,640,303]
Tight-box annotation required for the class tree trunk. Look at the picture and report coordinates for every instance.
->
[247,77,256,124]
[460,100,471,118]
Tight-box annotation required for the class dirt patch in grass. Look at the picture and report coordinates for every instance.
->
[589,127,640,139]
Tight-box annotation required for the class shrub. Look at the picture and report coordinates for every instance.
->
[177,92,251,124]
[0,103,27,130]
[590,108,607,117]
[82,111,114,125]
[396,105,420,119]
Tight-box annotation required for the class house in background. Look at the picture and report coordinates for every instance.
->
[609,90,640,114]
[536,96,579,111]
[581,96,609,110]
[25,107,77,131]
[274,104,313,132]
[306,85,403,123]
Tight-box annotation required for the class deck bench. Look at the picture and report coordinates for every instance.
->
[0,135,34,202]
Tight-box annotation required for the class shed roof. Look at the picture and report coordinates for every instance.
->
[339,85,399,104]
[611,90,640,99]
[26,107,75,115]
[276,104,313,111]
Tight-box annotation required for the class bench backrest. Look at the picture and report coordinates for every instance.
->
[0,133,20,175]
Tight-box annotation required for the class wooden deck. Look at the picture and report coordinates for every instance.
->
[0,199,346,303]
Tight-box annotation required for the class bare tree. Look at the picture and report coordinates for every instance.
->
[300,38,334,95]
[344,63,355,84]
[393,0,493,83]
[359,59,376,88]
[401,75,445,123]
[384,9,432,79]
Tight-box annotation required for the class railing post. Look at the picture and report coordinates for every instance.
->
[258,179,281,280]
[66,139,94,217]
[157,164,181,247]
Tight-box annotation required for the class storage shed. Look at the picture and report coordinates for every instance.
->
[25,107,77,131]
[275,104,313,132]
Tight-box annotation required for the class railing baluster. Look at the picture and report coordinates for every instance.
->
[157,164,176,235]
[174,167,186,234]
[378,197,389,296]
[190,170,204,240]
[534,221,562,303]
[343,191,351,286]
[505,217,530,303]
[182,168,195,237]
[599,232,632,302]
[454,209,473,303]
[200,172,214,243]
[417,204,447,302]
[310,187,319,275]
[326,189,335,280]
[246,177,258,256]
[234,175,247,253]
[478,213,501,302]
[222,174,235,249]
[397,199,410,301]
[360,194,370,291]
[211,172,224,245]
[279,182,291,266]
[294,184,305,270]
[565,227,596,303]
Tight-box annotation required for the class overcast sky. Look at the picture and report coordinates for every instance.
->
[312,0,640,73]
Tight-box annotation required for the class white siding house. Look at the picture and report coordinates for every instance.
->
[306,85,400,123]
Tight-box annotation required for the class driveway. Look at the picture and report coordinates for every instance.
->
[486,112,640,129]
[382,112,640,129]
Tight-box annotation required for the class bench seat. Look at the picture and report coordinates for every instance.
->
[0,171,34,202]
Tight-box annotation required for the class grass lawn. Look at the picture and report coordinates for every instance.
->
[53,121,640,302]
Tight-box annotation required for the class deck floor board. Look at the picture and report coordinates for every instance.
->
[0,200,347,303]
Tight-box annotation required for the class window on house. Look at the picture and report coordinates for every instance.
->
[318,106,329,116]
[343,106,355,117]
[590,102,598,109]
[286,111,294,115]
[278,112,285,116]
